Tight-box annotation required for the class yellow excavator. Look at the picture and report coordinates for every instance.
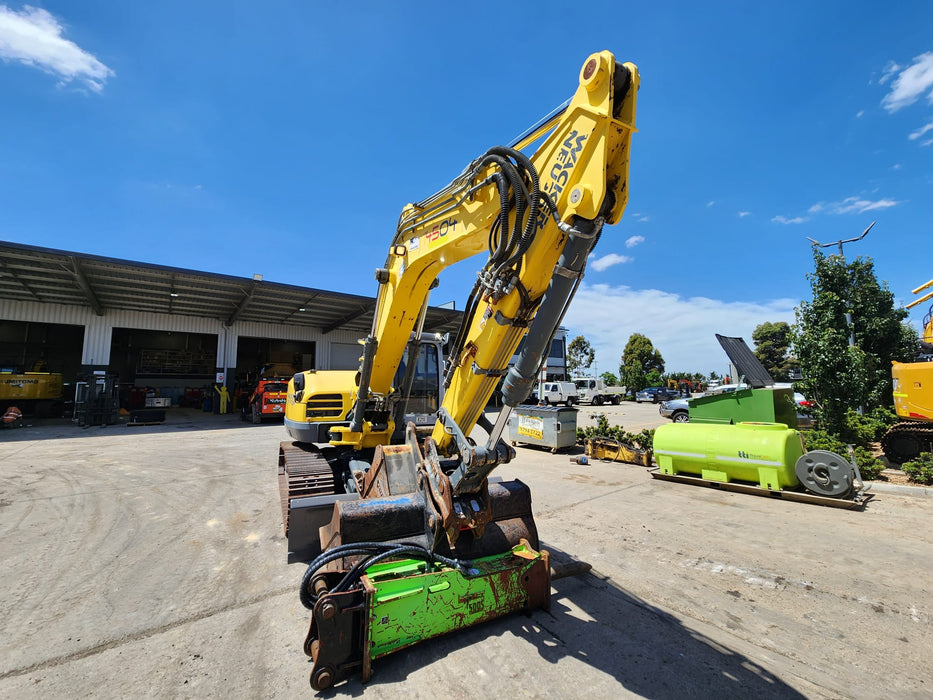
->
[882,278,933,463]
[278,51,639,690]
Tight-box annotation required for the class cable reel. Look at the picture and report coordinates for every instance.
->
[794,450,856,498]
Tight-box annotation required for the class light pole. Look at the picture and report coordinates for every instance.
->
[806,221,874,412]
[806,220,874,348]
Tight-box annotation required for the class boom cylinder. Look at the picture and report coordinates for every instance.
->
[500,218,602,408]
[349,335,378,434]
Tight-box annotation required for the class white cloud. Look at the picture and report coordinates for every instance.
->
[624,235,644,248]
[807,196,900,215]
[879,61,901,85]
[589,253,632,272]
[771,215,809,225]
[0,5,113,92]
[706,200,715,207]
[856,109,865,118]
[881,52,933,112]
[738,211,751,218]
[909,121,933,140]
[564,283,796,374]
[637,215,649,222]
[829,196,899,214]
[892,163,902,170]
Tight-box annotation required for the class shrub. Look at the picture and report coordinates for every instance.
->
[577,414,654,451]
[839,408,894,447]
[802,429,884,480]
[852,447,885,481]
[902,452,933,485]
[869,405,898,428]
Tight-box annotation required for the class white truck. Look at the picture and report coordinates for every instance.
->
[539,381,579,406]
[572,377,626,405]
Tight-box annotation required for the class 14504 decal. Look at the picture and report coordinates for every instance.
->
[425,218,458,245]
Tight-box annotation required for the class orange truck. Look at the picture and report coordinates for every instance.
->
[245,378,290,424]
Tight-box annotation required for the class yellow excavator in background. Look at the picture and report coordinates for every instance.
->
[277,51,639,689]
[0,364,63,418]
[882,278,933,464]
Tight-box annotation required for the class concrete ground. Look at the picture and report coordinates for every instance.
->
[0,403,930,698]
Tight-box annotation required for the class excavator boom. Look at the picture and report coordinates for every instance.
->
[332,52,638,469]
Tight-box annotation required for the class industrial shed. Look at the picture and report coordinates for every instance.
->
[0,241,462,411]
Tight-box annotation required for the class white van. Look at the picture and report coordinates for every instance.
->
[541,381,579,406]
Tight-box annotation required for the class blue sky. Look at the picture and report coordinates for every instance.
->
[1,2,931,376]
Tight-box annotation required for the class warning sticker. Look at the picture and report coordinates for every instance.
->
[517,415,544,440]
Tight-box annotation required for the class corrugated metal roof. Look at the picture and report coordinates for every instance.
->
[0,241,462,336]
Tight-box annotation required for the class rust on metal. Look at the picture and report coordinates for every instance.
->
[305,571,377,690]
[360,444,389,498]
[421,435,455,533]
[586,436,653,467]
[450,479,494,541]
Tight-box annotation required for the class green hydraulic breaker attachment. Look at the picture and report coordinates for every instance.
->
[303,541,550,690]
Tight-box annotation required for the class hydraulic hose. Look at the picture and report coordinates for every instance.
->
[300,542,469,609]
[487,146,540,271]
[474,153,528,257]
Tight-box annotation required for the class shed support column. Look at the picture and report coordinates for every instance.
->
[81,316,113,373]
[215,325,238,387]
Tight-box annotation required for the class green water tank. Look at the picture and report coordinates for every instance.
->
[688,387,798,428]
[654,422,804,490]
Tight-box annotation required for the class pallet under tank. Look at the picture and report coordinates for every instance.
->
[648,469,871,509]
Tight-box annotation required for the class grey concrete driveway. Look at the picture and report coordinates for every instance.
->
[0,407,930,698]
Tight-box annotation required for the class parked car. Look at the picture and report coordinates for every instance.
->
[659,397,690,422]
[794,392,814,429]
[635,386,679,403]
[703,382,749,396]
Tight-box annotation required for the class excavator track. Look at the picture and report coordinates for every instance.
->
[278,442,336,535]
[881,422,933,465]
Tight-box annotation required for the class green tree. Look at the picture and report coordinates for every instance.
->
[792,250,918,434]
[752,321,798,381]
[567,335,595,375]
[620,333,665,394]
[600,371,619,386]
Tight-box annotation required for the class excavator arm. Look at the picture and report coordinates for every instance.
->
[332,52,638,481]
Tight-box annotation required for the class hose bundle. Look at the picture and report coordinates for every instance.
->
[300,541,471,609]
[444,146,553,387]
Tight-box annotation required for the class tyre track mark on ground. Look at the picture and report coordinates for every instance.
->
[3,467,271,504]
[0,585,295,680]
[0,441,41,459]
